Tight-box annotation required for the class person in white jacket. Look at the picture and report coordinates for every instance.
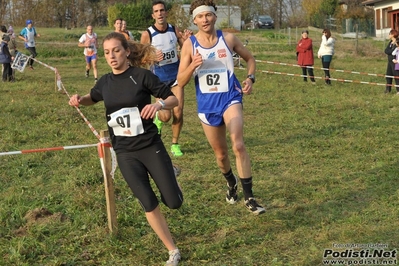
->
[318,29,335,85]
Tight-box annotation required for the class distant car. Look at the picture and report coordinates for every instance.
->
[255,15,274,29]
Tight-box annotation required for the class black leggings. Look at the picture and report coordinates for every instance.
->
[26,46,37,67]
[301,66,315,82]
[386,61,399,91]
[116,139,183,212]
[2,63,12,81]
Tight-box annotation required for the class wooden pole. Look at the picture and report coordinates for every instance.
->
[355,23,359,55]
[99,130,118,235]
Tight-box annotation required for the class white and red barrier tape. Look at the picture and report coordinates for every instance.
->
[0,144,97,156]
[236,58,399,88]
[2,56,117,178]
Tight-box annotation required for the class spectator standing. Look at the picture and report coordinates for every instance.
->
[317,29,335,85]
[384,29,399,94]
[391,38,399,87]
[140,0,192,157]
[121,20,134,40]
[19,19,40,70]
[296,30,315,84]
[0,26,6,75]
[0,34,13,82]
[69,32,183,266]
[78,25,98,83]
[177,0,265,215]
[114,18,130,40]
[7,26,17,57]
[7,26,17,81]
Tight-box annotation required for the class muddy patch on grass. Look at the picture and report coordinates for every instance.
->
[14,208,67,236]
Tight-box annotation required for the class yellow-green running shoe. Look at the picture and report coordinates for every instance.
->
[171,144,183,157]
[153,112,163,135]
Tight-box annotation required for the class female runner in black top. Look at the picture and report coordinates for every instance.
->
[69,32,183,266]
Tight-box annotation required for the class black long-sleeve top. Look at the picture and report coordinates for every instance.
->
[385,41,396,62]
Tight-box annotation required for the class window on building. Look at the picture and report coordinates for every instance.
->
[383,8,389,28]
[390,9,399,31]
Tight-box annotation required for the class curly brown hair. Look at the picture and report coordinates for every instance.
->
[189,0,217,15]
[102,32,157,68]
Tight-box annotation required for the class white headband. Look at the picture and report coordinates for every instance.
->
[192,5,216,20]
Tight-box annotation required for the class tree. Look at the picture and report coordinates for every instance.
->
[302,0,322,19]
[0,0,11,22]
[302,0,323,27]
[284,0,307,27]
[107,2,153,30]
[335,1,374,55]
[167,3,192,31]
[320,0,338,17]
[337,0,373,20]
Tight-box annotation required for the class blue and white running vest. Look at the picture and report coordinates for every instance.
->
[190,30,242,113]
[21,27,36,48]
[147,24,179,83]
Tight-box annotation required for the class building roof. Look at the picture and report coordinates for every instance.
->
[362,0,384,5]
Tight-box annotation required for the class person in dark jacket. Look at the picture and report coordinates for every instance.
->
[0,34,13,82]
[296,30,315,84]
[7,26,17,81]
[384,29,399,94]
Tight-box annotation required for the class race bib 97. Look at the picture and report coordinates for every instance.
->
[107,107,144,137]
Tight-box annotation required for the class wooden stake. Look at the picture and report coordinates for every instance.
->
[99,130,118,235]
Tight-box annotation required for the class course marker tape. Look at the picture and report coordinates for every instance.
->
[253,59,399,79]
[12,57,117,178]
[236,61,399,87]
[252,68,391,87]
[0,144,98,156]
[30,57,102,140]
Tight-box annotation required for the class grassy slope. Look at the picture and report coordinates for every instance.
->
[0,27,398,266]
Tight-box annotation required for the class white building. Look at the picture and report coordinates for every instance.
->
[362,0,399,38]
[182,4,242,31]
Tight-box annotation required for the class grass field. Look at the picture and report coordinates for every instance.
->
[0,27,398,266]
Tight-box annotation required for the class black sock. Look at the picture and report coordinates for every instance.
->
[223,169,237,188]
[240,177,253,200]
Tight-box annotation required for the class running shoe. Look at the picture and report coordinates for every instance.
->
[153,112,163,135]
[165,249,181,266]
[85,70,89,78]
[171,144,183,157]
[225,175,238,204]
[244,198,266,215]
